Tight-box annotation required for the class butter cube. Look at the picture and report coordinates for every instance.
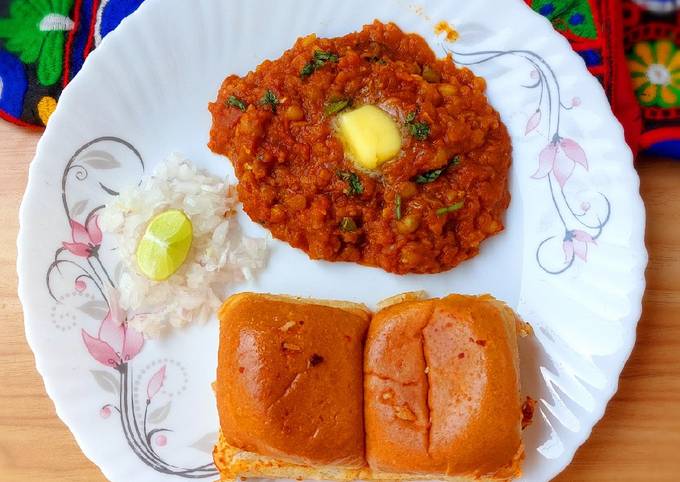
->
[337,105,402,170]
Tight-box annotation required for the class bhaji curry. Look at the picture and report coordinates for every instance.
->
[209,21,511,274]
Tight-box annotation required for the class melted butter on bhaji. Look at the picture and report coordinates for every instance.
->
[209,21,511,275]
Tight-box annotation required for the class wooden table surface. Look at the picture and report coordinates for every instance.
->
[1,120,678,481]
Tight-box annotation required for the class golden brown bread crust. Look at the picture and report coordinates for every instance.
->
[214,431,515,481]
[364,294,524,479]
[376,291,428,310]
[214,431,366,481]
[219,292,371,320]
[216,293,370,468]
[214,292,525,481]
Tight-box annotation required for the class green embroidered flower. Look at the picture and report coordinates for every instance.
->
[628,40,680,108]
[0,0,75,86]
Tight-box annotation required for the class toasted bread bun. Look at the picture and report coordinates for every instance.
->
[364,294,524,479]
[215,293,370,470]
[214,293,527,481]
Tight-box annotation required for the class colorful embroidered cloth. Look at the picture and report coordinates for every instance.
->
[527,0,680,157]
[1,0,679,158]
[0,0,143,127]
[622,0,680,157]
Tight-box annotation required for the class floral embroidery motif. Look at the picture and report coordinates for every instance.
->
[0,0,75,86]
[530,0,598,40]
[628,40,680,107]
[37,95,58,124]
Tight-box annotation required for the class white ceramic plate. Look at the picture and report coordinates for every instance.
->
[18,0,647,481]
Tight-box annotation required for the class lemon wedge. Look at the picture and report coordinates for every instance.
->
[136,209,193,281]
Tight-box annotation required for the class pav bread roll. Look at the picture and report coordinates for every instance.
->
[213,292,529,481]
[364,294,525,480]
[214,293,370,478]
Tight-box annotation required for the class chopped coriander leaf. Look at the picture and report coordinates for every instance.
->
[339,217,358,232]
[404,111,430,140]
[259,89,279,113]
[324,98,350,116]
[415,166,445,184]
[436,201,464,216]
[300,62,315,78]
[408,121,430,140]
[395,194,402,220]
[337,171,364,196]
[315,50,339,63]
[414,156,460,184]
[300,49,339,78]
[227,95,247,111]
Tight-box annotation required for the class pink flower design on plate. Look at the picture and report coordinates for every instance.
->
[147,365,166,400]
[74,279,86,292]
[82,288,144,367]
[531,137,588,188]
[156,434,167,447]
[563,230,597,262]
[525,110,542,135]
[63,214,102,257]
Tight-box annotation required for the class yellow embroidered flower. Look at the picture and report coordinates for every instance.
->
[628,40,680,108]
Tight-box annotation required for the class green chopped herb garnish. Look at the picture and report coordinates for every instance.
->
[315,50,339,63]
[300,63,315,78]
[337,171,364,196]
[404,111,430,140]
[409,121,430,140]
[301,50,339,78]
[339,217,358,232]
[395,194,402,220]
[324,98,351,116]
[259,89,279,113]
[436,201,464,216]
[414,156,460,184]
[227,95,247,111]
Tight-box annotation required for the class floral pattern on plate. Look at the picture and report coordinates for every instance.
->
[46,137,217,478]
[451,47,610,274]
